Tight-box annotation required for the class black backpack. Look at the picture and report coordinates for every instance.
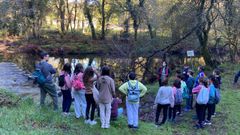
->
[58,74,65,87]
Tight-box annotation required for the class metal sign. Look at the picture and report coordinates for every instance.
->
[187,50,195,57]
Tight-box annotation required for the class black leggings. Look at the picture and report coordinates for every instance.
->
[206,103,215,121]
[85,94,96,121]
[155,104,169,124]
[61,89,72,113]
[212,104,216,115]
[169,104,181,120]
[196,103,207,125]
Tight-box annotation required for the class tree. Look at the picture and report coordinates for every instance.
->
[101,0,106,40]
[54,0,66,33]
[84,0,97,40]
[222,0,240,62]
[195,0,218,66]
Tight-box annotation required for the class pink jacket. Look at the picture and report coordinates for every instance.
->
[60,71,72,90]
[172,87,177,95]
[192,85,209,94]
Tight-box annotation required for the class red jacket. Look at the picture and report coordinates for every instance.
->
[158,66,170,80]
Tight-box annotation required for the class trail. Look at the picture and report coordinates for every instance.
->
[0,62,40,98]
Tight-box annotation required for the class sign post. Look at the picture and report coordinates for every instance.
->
[187,50,195,69]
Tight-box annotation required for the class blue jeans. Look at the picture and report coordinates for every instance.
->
[73,90,86,118]
[186,95,193,109]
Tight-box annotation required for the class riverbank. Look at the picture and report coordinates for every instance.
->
[0,34,117,57]
[0,63,239,135]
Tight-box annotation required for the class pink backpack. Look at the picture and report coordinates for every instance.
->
[72,73,85,90]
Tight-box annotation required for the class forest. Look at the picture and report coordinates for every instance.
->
[0,0,239,66]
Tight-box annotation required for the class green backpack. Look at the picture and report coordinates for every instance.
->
[32,69,46,85]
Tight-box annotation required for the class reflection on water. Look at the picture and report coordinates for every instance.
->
[4,52,206,85]
[5,53,163,85]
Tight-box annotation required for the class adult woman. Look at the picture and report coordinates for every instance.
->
[158,61,170,87]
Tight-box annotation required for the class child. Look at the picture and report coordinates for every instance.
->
[194,66,205,87]
[168,79,182,122]
[186,70,195,110]
[234,70,240,85]
[192,77,209,129]
[177,75,188,113]
[182,65,190,82]
[97,66,116,129]
[204,75,218,125]
[111,97,122,121]
[59,63,72,116]
[213,69,222,89]
[155,78,174,126]
[119,72,147,129]
[83,66,100,125]
[72,63,86,119]
[212,69,221,116]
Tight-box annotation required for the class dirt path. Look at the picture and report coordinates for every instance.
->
[0,62,40,98]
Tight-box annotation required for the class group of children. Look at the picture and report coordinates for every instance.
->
[155,65,221,129]
[59,63,145,129]
[58,62,222,130]
[36,52,222,131]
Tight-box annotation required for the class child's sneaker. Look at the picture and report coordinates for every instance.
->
[132,126,138,130]
[194,124,204,129]
[204,120,212,125]
[84,119,91,124]
[89,120,97,125]
[128,125,133,128]
[101,124,105,129]
[105,124,110,129]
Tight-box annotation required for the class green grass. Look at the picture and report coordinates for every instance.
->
[0,63,240,135]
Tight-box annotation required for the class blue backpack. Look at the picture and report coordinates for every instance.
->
[32,68,46,85]
[197,87,209,104]
[127,81,140,102]
[182,86,189,99]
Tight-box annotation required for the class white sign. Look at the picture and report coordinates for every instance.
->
[187,50,195,57]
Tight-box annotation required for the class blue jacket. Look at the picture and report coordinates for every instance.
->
[186,77,195,94]
[36,61,56,84]
[194,71,205,87]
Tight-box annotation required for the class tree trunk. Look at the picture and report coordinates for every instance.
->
[195,0,215,66]
[133,19,138,41]
[59,0,65,33]
[66,1,70,31]
[84,0,97,40]
[101,0,106,40]
[147,23,154,39]
[73,0,78,30]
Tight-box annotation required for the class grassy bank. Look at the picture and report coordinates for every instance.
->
[0,63,240,135]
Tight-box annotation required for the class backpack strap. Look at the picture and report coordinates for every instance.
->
[128,81,138,89]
